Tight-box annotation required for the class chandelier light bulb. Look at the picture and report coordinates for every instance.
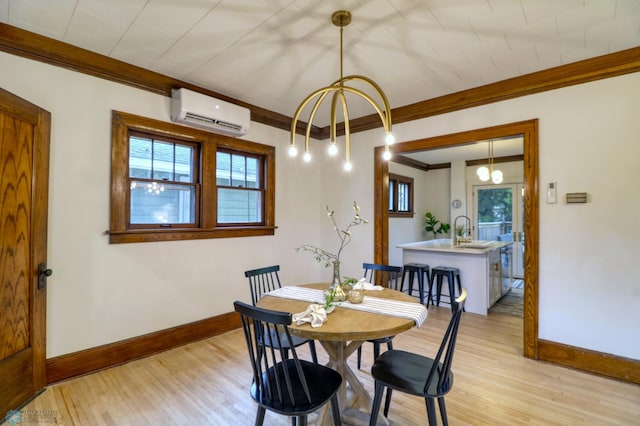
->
[492,169,504,184]
[328,143,338,156]
[382,149,392,161]
[303,152,312,162]
[343,161,353,171]
[477,166,490,181]
[385,133,395,145]
[288,145,298,157]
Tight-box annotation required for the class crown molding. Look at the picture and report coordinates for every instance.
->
[1,24,639,140]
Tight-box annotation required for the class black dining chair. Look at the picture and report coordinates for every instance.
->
[234,301,343,426]
[369,288,467,426]
[244,265,318,363]
[356,263,403,369]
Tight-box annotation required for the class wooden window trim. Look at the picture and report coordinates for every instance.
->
[388,173,414,218]
[109,111,275,243]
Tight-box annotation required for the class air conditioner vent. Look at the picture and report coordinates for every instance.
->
[184,112,243,132]
[170,88,250,137]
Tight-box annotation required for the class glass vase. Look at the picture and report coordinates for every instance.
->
[330,260,347,302]
[348,287,364,304]
[330,260,342,288]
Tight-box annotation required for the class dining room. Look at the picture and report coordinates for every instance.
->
[18,294,640,425]
[1,1,640,424]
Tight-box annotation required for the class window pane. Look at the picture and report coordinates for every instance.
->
[130,182,195,224]
[388,183,395,211]
[129,136,152,178]
[217,188,262,223]
[153,141,174,180]
[216,152,231,186]
[231,154,246,186]
[398,182,409,211]
[246,156,259,188]
[175,144,194,182]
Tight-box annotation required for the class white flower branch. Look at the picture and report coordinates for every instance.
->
[296,201,368,267]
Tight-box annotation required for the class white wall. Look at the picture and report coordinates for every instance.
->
[2,51,639,360]
[1,52,331,357]
[388,163,450,266]
[338,73,640,360]
[387,163,426,267]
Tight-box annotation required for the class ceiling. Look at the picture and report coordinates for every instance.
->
[401,136,523,164]
[1,0,639,162]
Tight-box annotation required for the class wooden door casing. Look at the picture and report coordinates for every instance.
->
[0,87,50,415]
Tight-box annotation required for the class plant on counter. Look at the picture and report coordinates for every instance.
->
[425,211,451,239]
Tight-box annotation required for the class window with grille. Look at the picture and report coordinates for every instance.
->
[389,173,414,218]
[109,111,275,243]
[216,150,264,225]
[128,132,198,227]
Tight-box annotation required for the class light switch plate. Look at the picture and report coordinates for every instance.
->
[547,182,557,204]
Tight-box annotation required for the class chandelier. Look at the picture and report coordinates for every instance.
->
[476,140,503,184]
[288,10,395,171]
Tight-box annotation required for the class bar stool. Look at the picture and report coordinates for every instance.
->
[430,266,465,312]
[401,263,431,305]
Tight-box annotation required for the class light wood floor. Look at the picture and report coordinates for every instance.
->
[23,307,640,425]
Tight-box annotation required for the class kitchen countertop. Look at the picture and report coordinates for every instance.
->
[397,238,512,254]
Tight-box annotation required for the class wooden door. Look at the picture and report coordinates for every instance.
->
[0,87,50,416]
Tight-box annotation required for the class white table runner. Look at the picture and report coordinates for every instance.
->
[266,286,428,327]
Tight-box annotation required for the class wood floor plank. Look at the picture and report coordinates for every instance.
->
[22,307,640,425]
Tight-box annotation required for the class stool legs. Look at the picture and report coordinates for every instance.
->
[406,270,416,297]
[403,266,431,305]
[426,276,435,307]
[433,270,464,312]
[416,269,425,305]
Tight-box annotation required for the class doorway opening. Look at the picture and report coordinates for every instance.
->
[374,119,539,359]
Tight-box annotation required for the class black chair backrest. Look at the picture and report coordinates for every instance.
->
[245,265,281,305]
[363,262,403,290]
[424,288,467,397]
[234,301,314,407]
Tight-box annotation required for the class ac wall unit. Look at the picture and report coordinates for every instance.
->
[170,88,250,137]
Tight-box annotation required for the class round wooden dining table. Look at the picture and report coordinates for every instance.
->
[257,283,421,426]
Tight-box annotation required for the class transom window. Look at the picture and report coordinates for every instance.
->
[109,111,275,243]
[389,173,414,218]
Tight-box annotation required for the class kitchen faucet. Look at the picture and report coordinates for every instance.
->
[453,215,472,246]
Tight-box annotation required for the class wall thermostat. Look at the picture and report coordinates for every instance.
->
[452,199,462,208]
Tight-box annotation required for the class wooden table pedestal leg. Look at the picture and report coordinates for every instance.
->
[313,340,391,426]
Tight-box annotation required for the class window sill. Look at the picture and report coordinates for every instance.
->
[108,226,276,244]
[389,212,415,218]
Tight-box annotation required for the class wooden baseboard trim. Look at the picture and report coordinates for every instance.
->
[538,339,640,385]
[46,312,240,384]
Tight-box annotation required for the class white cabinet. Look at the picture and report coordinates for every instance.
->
[500,245,513,295]
[487,249,502,307]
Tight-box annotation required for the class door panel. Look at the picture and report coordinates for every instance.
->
[0,87,50,415]
[473,183,524,278]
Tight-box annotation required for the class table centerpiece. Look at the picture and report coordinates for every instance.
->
[296,202,367,307]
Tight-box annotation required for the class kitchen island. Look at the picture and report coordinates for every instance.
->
[397,239,513,315]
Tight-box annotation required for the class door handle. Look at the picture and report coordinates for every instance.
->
[38,263,52,290]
